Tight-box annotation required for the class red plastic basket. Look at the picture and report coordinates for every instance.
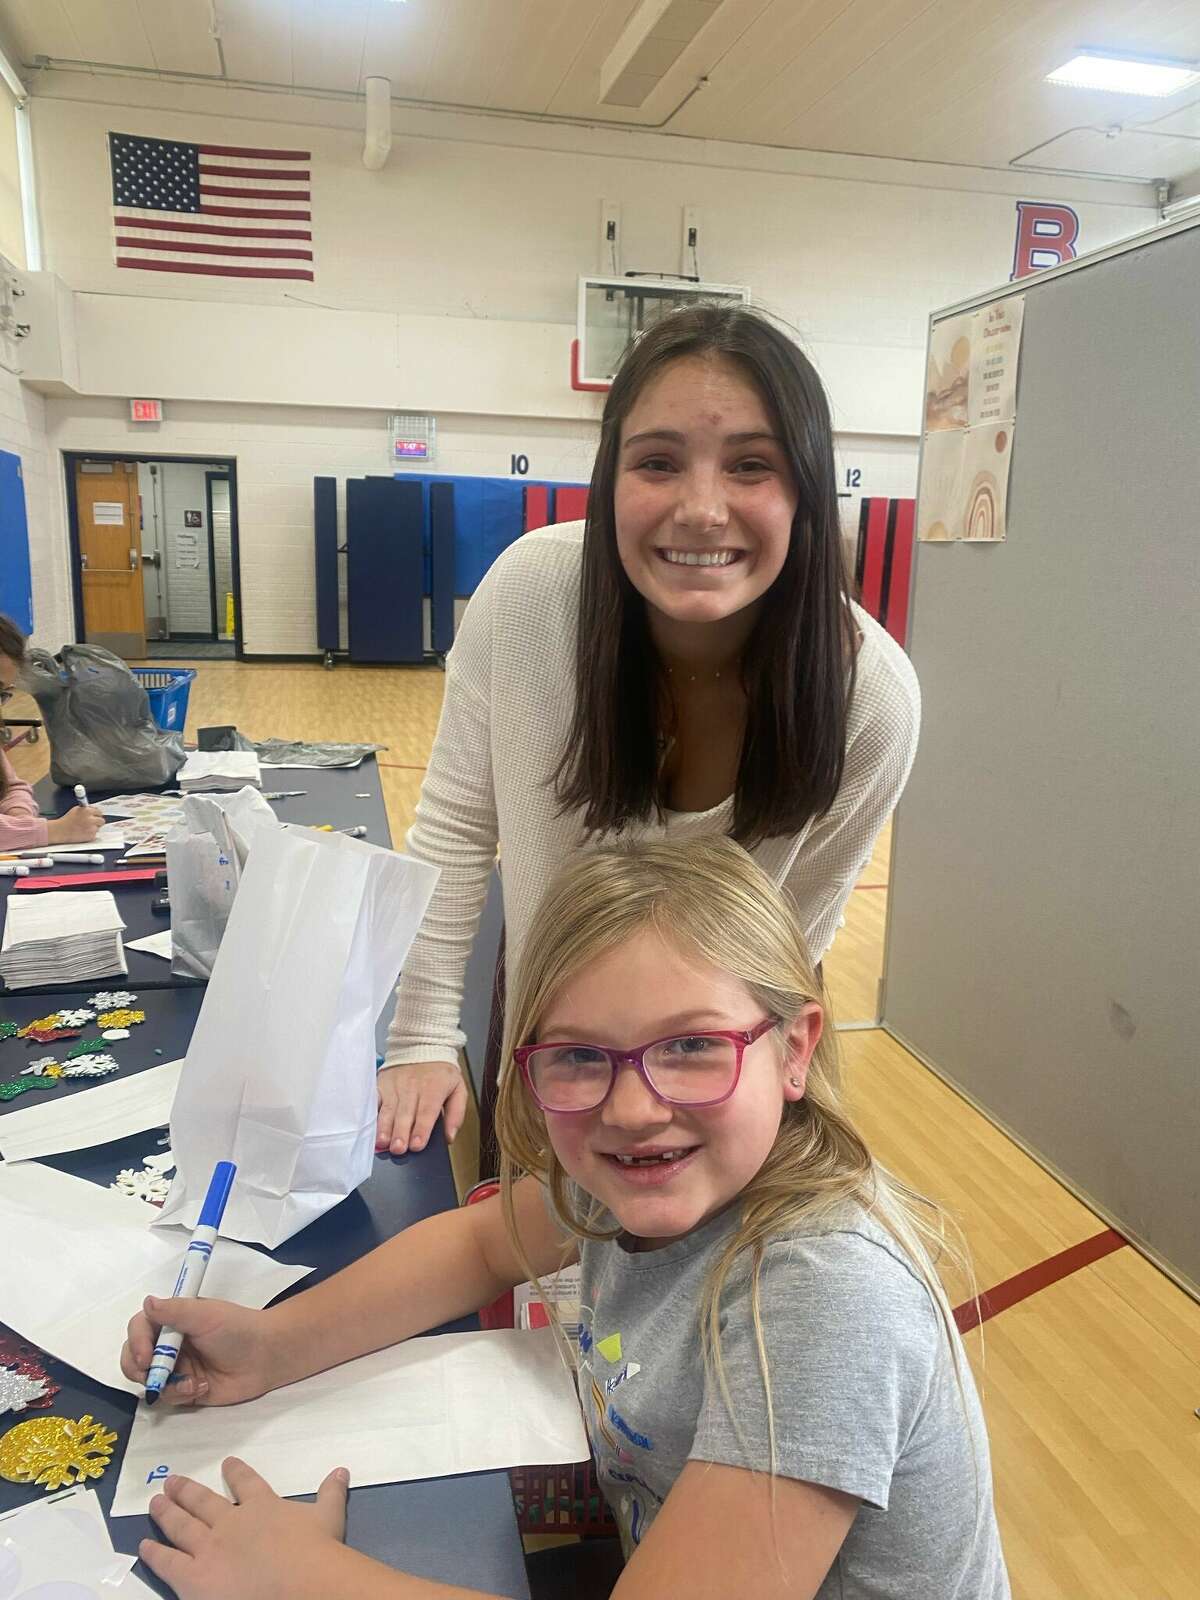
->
[463,1180,617,1539]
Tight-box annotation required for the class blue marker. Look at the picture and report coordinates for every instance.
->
[144,1160,236,1406]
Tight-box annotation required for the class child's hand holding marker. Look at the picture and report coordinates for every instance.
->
[124,1161,274,1409]
[123,1293,276,1409]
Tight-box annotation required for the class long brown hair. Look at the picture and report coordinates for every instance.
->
[0,613,27,802]
[554,304,856,849]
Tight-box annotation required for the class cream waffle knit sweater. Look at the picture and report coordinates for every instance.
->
[384,522,920,1068]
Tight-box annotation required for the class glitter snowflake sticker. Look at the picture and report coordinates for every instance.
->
[0,1369,48,1417]
[0,1413,118,1490]
[112,1166,172,1205]
[97,1009,145,1029]
[62,1055,119,1079]
[90,990,138,1008]
[54,1009,96,1028]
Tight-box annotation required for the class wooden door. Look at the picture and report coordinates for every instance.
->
[75,460,145,658]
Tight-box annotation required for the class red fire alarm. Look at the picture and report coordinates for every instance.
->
[130,398,163,422]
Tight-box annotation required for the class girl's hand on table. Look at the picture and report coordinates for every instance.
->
[46,804,105,844]
[143,1458,348,1600]
[376,1060,468,1154]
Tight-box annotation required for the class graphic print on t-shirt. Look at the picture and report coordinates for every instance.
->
[579,1301,661,1546]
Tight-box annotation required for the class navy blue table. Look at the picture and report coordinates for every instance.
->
[0,997,531,1596]
[1,758,392,997]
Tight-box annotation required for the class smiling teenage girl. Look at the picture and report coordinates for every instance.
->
[376,304,920,1159]
[122,838,1007,1600]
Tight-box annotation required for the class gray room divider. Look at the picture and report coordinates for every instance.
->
[882,215,1200,1293]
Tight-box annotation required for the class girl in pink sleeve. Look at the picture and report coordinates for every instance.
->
[0,615,106,850]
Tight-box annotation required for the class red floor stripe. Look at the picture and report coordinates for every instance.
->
[853,883,889,891]
[953,1228,1127,1334]
[376,761,428,772]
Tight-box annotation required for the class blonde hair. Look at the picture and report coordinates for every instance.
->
[496,836,975,1475]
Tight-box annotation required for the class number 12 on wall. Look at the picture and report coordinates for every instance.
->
[845,468,862,488]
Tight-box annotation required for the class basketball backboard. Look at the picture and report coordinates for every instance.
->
[572,275,750,391]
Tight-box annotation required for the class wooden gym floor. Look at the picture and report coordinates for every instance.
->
[7,659,1198,1598]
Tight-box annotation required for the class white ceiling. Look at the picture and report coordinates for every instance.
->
[3,0,1199,185]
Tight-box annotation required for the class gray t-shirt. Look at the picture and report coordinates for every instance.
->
[573,1194,1009,1597]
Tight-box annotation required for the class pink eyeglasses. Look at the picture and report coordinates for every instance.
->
[514,1017,778,1114]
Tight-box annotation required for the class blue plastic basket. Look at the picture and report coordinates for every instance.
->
[130,667,196,732]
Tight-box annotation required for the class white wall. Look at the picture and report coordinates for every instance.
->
[43,397,601,653]
[15,73,1159,654]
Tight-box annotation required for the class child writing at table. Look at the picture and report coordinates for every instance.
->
[0,615,105,849]
[122,837,1009,1600]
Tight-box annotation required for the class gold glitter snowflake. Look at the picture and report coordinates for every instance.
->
[97,1009,146,1029]
[0,1412,118,1491]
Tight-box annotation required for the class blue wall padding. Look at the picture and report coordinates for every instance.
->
[393,473,589,597]
[429,483,456,656]
[347,476,425,662]
[0,450,33,636]
[313,476,339,653]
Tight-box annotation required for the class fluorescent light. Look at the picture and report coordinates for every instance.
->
[1046,50,1200,96]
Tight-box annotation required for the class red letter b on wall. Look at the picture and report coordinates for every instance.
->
[1011,202,1079,279]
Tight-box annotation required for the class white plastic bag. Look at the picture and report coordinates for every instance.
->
[158,825,439,1247]
[166,787,279,979]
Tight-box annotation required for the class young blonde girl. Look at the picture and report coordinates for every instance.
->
[122,838,1008,1600]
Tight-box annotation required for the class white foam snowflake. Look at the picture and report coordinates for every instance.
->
[61,1054,119,1079]
[111,1167,172,1205]
[88,991,137,1009]
[54,1008,95,1028]
[101,1028,131,1041]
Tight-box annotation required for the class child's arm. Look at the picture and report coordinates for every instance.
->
[613,1461,858,1597]
[121,1179,576,1403]
[140,1455,855,1600]
[0,751,49,849]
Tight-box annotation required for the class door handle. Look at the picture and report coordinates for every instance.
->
[140,551,161,568]
[129,548,138,571]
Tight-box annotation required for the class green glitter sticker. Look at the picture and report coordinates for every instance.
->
[0,1022,18,1041]
[0,1081,30,1100]
[64,1037,111,1060]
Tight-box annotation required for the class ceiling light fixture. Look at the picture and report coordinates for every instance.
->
[1046,49,1200,97]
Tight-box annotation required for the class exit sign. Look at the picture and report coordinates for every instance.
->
[130,398,163,422]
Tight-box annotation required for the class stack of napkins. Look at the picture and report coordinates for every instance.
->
[177,749,262,792]
[0,889,127,988]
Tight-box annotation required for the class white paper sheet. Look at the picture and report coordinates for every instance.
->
[0,1059,182,1163]
[127,928,173,960]
[0,1486,155,1597]
[0,1163,312,1394]
[112,1325,588,1516]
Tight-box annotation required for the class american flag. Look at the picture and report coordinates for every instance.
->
[108,132,313,281]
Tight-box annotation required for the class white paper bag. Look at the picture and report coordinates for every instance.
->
[157,825,439,1247]
[167,787,279,979]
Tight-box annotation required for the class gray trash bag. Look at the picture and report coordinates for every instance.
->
[23,644,186,789]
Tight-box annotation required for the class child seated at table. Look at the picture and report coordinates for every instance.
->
[122,836,1009,1600]
[0,614,105,850]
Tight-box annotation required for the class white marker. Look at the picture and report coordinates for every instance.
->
[44,852,105,865]
[73,783,90,807]
[0,863,30,877]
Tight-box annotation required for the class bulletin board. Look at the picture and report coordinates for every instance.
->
[882,216,1200,1291]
